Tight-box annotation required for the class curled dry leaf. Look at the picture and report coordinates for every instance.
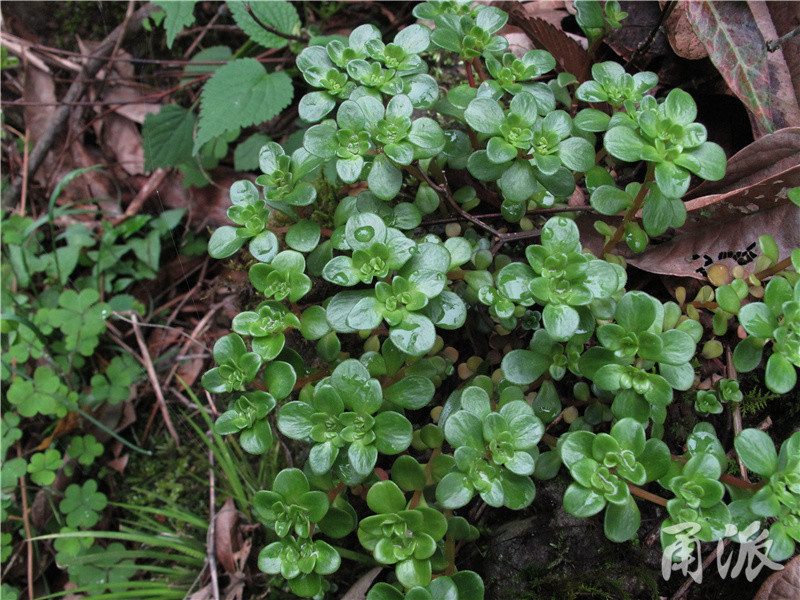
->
[214,497,240,575]
[688,127,800,198]
[508,5,589,80]
[626,202,800,281]
[339,566,384,600]
[107,454,129,475]
[754,554,799,600]
[661,0,708,60]
[603,0,671,63]
[101,83,161,124]
[104,113,145,176]
[766,3,800,104]
[685,1,800,136]
[746,1,800,135]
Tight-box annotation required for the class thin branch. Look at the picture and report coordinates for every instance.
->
[130,312,181,446]
[767,25,800,52]
[3,3,159,208]
[603,163,655,254]
[625,1,678,70]
[17,443,34,600]
[207,445,221,600]
[726,347,747,480]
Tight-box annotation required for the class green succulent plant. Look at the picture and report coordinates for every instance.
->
[190,2,800,599]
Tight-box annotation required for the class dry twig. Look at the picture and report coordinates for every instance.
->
[3,3,159,208]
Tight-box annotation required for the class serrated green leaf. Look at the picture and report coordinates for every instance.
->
[143,105,196,170]
[154,1,198,49]
[195,59,293,152]
[227,1,300,49]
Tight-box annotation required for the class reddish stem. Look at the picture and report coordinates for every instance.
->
[627,483,668,507]
[465,60,476,88]
[472,58,488,83]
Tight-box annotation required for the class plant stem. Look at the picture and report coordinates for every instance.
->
[767,25,800,52]
[464,59,476,88]
[17,443,34,600]
[726,347,747,480]
[627,483,668,507]
[602,163,655,255]
[719,473,767,491]
[754,255,793,280]
[472,58,487,83]
[444,509,456,576]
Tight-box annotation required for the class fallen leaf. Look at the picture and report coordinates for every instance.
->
[22,64,57,143]
[685,1,800,136]
[767,3,800,105]
[37,411,81,449]
[626,203,800,280]
[681,163,799,233]
[687,127,800,198]
[748,1,800,134]
[158,168,254,229]
[223,572,246,600]
[339,566,383,600]
[507,6,590,81]
[103,113,145,176]
[107,454,129,474]
[116,397,138,434]
[188,584,214,600]
[517,0,586,47]
[753,554,799,600]
[101,83,161,124]
[603,0,672,64]
[501,26,536,58]
[214,497,240,575]
[662,0,708,59]
[68,141,116,201]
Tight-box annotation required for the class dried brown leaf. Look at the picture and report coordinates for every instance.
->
[22,64,57,142]
[339,566,383,600]
[188,584,214,600]
[176,340,206,389]
[159,169,252,229]
[101,84,161,124]
[507,7,589,80]
[748,1,800,133]
[501,26,536,57]
[681,163,799,233]
[687,127,800,198]
[107,454,129,474]
[68,141,115,201]
[685,1,800,136]
[767,3,800,104]
[662,0,708,59]
[517,1,585,46]
[626,203,800,280]
[214,497,240,575]
[753,554,800,600]
[103,113,145,176]
[603,0,672,63]
[223,572,245,600]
